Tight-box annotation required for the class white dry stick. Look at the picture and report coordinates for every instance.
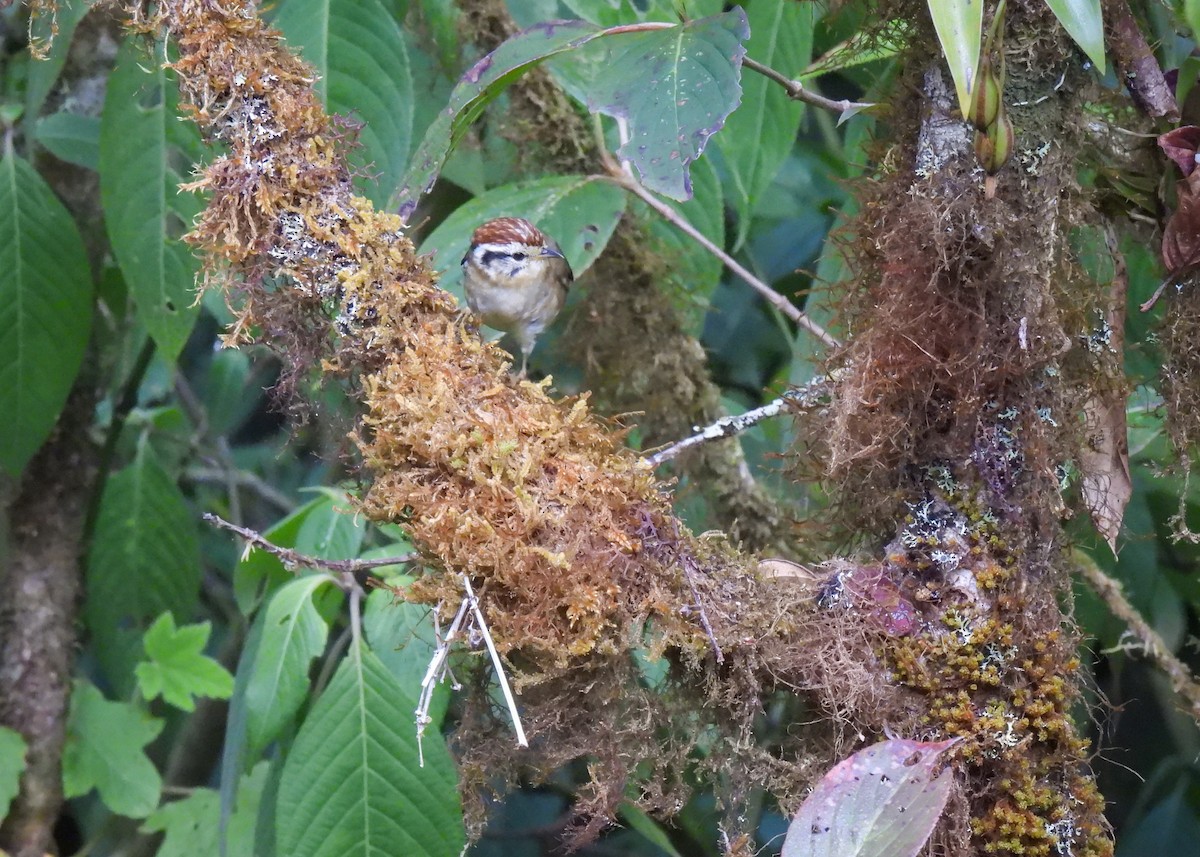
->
[460,573,528,748]
[416,595,470,767]
[647,377,830,466]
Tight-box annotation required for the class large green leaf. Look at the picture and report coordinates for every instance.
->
[275,642,464,857]
[420,175,626,303]
[85,441,201,692]
[0,151,92,477]
[244,574,337,759]
[362,588,449,727]
[1042,0,1105,74]
[62,681,163,819]
[585,9,749,201]
[100,36,205,361]
[25,0,92,122]
[0,726,27,819]
[274,0,413,206]
[135,613,235,712]
[718,0,813,249]
[926,0,982,118]
[395,18,601,217]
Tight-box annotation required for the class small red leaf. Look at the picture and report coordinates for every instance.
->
[1159,126,1200,176]
[781,739,957,857]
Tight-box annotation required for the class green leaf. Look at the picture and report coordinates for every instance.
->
[135,613,235,712]
[234,491,364,614]
[100,36,205,361]
[1042,0,1105,74]
[926,0,982,118]
[275,642,464,857]
[34,111,101,170]
[142,762,267,857]
[395,18,601,218]
[362,588,449,727]
[62,681,163,818]
[0,150,92,477]
[244,574,337,759]
[586,9,749,201]
[718,0,813,249]
[274,0,414,206]
[800,24,908,82]
[0,726,28,819]
[86,442,201,692]
[25,0,92,122]
[419,175,626,304]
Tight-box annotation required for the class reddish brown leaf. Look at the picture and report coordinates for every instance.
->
[1162,185,1200,273]
[1158,126,1200,176]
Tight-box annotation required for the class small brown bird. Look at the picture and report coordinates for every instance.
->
[461,217,573,377]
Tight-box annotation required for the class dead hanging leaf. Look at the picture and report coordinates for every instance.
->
[1081,232,1132,555]
[1156,129,1200,276]
[1080,396,1132,555]
[1158,126,1200,177]
[1161,186,1200,274]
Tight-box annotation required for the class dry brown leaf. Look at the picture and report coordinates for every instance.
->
[1081,396,1132,555]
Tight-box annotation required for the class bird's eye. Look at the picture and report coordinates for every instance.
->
[511,252,527,261]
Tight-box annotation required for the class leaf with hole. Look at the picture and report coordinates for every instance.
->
[243,574,338,759]
[585,9,749,201]
[781,738,957,857]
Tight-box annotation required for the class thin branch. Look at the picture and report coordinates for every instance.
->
[594,125,839,348]
[742,56,875,117]
[202,513,419,575]
[1075,552,1200,724]
[647,377,830,466]
[416,596,470,766]
[461,573,528,748]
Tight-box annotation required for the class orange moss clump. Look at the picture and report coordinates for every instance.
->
[146,0,733,674]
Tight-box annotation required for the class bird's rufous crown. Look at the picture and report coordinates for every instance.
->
[469,217,547,247]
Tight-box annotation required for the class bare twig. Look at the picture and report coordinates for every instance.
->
[416,597,470,767]
[202,513,418,575]
[593,119,840,349]
[1075,552,1200,724]
[647,377,830,466]
[742,56,876,118]
[460,574,527,748]
[413,576,528,765]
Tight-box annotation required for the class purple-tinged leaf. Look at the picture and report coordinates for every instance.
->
[586,9,749,200]
[782,738,957,857]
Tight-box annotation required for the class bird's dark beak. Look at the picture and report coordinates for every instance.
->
[539,246,564,259]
